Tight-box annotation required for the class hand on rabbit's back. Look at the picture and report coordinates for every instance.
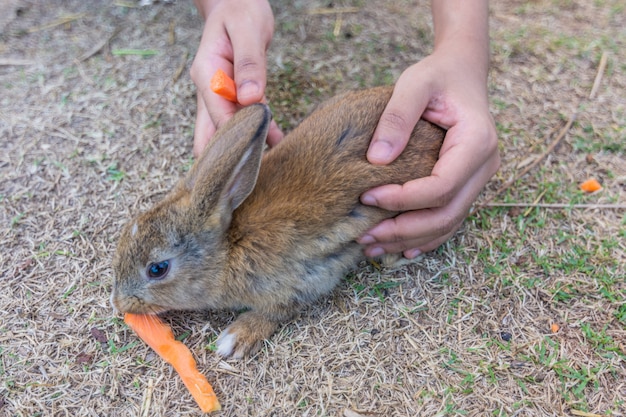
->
[232,86,444,280]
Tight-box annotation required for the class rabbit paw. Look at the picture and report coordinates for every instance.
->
[215,311,280,359]
[379,252,424,268]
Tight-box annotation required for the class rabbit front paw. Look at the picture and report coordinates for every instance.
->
[215,311,280,359]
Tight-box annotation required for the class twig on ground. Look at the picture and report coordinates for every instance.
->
[477,111,577,210]
[168,20,176,45]
[0,59,35,66]
[308,7,360,15]
[28,13,85,33]
[172,50,189,83]
[76,28,121,63]
[483,203,626,209]
[308,5,358,37]
[140,378,155,417]
[113,1,138,7]
[523,188,548,217]
[589,52,608,99]
[571,410,604,417]
[333,13,344,37]
[343,409,369,417]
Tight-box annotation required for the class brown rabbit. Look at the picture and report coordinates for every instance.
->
[111,86,445,358]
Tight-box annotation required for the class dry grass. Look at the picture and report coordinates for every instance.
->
[1,0,625,416]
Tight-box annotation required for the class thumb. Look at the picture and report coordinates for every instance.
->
[367,76,430,165]
[232,53,266,105]
[228,17,273,106]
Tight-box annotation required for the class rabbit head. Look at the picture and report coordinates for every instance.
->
[111,104,271,315]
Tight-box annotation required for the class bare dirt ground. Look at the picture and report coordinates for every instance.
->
[1,0,625,416]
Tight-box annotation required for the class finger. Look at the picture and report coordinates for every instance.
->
[226,17,273,105]
[362,216,463,258]
[402,230,457,259]
[362,122,496,212]
[404,230,456,256]
[266,120,284,147]
[193,95,217,158]
[359,160,494,250]
[190,29,240,134]
[360,207,463,250]
[367,71,431,165]
[256,94,284,147]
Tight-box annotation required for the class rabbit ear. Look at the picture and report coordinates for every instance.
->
[186,104,271,221]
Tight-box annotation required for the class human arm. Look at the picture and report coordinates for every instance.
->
[358,0,500,258]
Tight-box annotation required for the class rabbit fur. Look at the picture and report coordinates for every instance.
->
[111,86,445,358]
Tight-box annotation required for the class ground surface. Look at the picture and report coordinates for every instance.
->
[1,0,625,416]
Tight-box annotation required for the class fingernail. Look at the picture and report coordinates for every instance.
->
[238,81,260,102]
[405,248,422,259]
[368,140,393,164]
[367,246,385,257]
[361,193,377,206]
[358,234,376,244]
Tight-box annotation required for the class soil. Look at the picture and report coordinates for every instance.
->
[1,0,624,416]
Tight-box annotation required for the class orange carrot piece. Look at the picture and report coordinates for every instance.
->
[124,313,221,413]
[210,68,237,102]
[580,178,602,193]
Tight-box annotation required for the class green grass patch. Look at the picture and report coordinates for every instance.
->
[111,49,159,57]
[107,339,139,355]
[106,163,125,182]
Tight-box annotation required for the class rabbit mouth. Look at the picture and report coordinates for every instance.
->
[129,303,169,315]
[111,293,169,315]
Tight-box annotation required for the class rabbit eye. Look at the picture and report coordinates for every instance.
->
[147,260,170,280]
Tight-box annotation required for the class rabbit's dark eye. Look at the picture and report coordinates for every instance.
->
[147,260,170,280]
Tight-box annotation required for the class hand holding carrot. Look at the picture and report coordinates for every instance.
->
[190,0,283,157]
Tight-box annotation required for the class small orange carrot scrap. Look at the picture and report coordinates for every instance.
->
[124,313,221,413]
[550,323,560,333]
[210,68,237,102]
[580,178,602,193]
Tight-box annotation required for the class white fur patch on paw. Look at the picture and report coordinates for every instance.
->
[215,329,236,358]
[379,252,424,269]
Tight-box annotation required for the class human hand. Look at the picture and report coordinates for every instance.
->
[358,46,500,259]
[190,0,283,158]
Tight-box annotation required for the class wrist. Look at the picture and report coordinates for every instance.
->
[431,0,490,79]
[193,0,225,20]
[431,41,489,82]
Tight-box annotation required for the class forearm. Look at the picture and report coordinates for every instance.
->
[193,0,221,19]
[431,0,490,78]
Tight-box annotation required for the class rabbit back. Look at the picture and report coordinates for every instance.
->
[226,86,444,306]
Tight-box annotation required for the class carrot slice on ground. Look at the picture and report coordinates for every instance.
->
[580,178,602,193]
[124,313,221,413]
[210,68,237,102]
